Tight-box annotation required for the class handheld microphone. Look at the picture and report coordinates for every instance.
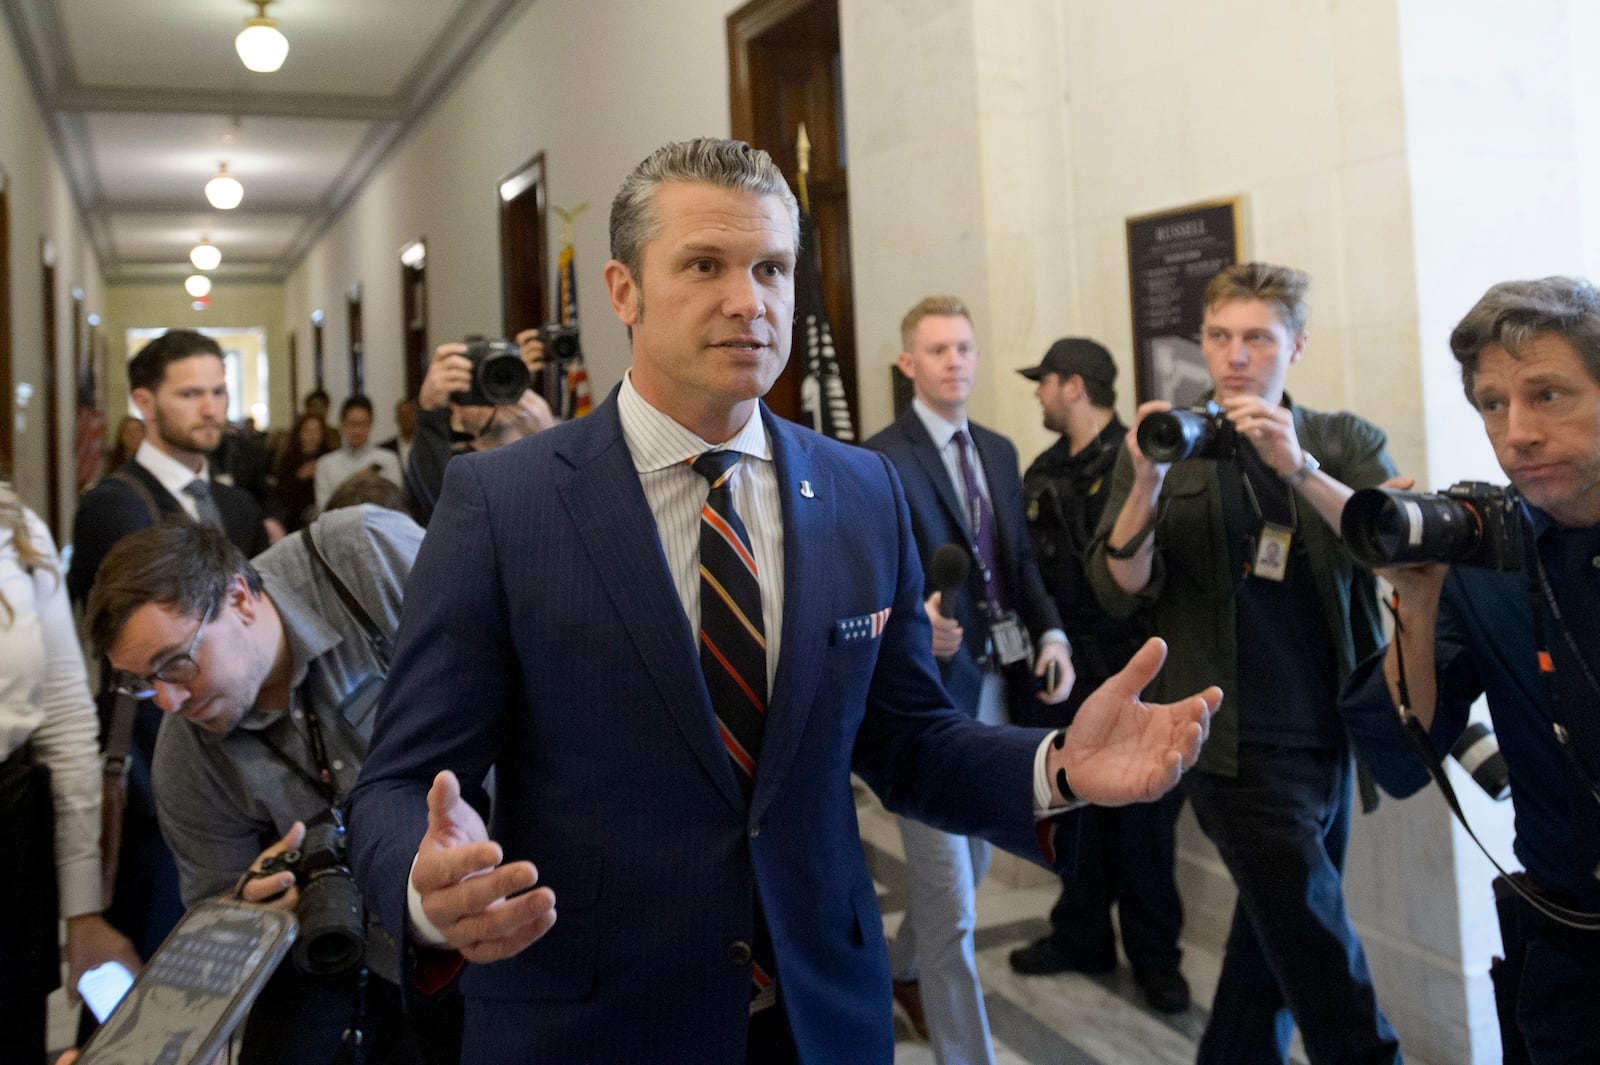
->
[929,544,971,619]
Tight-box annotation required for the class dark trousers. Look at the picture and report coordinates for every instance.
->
[1504,888,1600,1064]
[239,965,462,1065]
[1045,786,1185,975]
[1,747,57,1065]
[1185,743,1401,1065]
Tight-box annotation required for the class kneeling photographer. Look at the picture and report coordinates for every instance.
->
[1338,276,1600,1065]
[407,334,559,524]
[84,505,458,1064]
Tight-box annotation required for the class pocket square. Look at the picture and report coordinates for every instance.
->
[833,607,892,644]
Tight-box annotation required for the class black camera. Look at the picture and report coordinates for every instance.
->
[1136,401,1237,463]
[1341,481,1524,571]
[256,810,365,975]
[537,323,582,363]
[452,336,531,407]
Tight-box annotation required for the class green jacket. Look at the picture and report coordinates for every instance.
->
[1085,397,1397,782]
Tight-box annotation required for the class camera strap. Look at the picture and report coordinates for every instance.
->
[1387,590,1600,930]
[1518,502,1600,818]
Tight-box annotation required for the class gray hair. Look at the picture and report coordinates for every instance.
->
[1450,276,1600,405]
[609,138,799,279]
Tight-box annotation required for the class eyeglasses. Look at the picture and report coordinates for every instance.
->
[112,600,216,699]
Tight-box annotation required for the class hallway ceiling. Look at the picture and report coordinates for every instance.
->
[2,0,534,285]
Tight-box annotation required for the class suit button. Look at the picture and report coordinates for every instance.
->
[727,941,753,966]
[749,825,760,839]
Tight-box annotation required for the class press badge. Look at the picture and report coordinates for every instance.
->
[989,612,1032,666]
[1253,523,1293,582]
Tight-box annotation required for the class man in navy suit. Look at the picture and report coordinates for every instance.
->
[348,138,1220,1065]
[864,296,1072,1064]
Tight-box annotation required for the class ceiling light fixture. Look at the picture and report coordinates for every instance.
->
[189,237,222,271]
[235,0,289,73]
[205,163,244,210]
[185,274,213,298]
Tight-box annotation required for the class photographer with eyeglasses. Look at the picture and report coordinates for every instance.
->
[83,505,460,1065]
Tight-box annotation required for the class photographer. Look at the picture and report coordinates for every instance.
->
[406,335,556,524]
[83,505,456,1064]
[1086,262,1402,1064]
[1339,276,1600,1064]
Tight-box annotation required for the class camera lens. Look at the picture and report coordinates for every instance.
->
[477,348,531,406]
[1137,409,1213,464]
[293,869,366,975]
[1451,721,1510,801]
[1341,489,1484,568]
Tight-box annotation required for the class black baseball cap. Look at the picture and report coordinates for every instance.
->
[1016,337,1117,384]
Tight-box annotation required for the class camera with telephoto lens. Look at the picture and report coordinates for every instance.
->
[1340,481,1524,571]
[256,809,365,975]
[537,323,582,363]
[451,336,531,407]
[1135,400,1238,463]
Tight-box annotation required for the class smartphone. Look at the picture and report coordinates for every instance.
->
[78,960,136,1023]
[78,899,297,1065]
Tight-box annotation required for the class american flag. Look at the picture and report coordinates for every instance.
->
[557,221,591,419]
[795,209,854,441]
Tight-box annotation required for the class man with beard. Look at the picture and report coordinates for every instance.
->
[67,329,268,1009]
[1009,338,1189,1013]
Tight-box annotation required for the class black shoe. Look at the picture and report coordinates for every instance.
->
[1007,937,1116,976]
[1136,968,1191,1014]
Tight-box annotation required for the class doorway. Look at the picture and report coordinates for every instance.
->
[728,0,857,431]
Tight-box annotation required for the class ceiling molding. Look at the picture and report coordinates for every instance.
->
[4,0,541,288]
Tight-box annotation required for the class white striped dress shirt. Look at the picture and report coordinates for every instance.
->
[618,374,785,693]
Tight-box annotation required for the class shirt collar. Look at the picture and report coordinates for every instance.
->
[135,439,210,497]
[617,370,772,473]
[911,397,968,450]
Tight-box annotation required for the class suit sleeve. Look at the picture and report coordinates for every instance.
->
[348,456,514,946]
[68,481,154,605]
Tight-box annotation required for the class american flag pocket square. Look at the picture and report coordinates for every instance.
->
[833,607,892,645]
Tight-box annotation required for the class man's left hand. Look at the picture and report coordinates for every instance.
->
[1033,640,1074,705]
[1047,637,1220,806]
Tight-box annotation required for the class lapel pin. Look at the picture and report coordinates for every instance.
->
[799,480,815,499]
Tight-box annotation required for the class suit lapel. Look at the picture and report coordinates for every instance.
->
[552,398,746,814]
[900,412,969,536]
[750,412,829,821]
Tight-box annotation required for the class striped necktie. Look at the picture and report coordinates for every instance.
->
[692,450,778,1014]
[692,450,768,796]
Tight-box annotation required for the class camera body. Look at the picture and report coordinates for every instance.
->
[537,323,582,363]
[257,809,365,975]
[1136,400,1237,463]
[1341,481,1524,571]
[452,336,531,407]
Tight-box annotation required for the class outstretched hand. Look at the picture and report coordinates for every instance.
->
[1048,638,1220,806]
[410,771,557,963]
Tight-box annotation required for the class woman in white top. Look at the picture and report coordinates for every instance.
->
[0,481,138,1061]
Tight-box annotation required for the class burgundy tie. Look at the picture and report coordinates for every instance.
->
[952,429,1006,616]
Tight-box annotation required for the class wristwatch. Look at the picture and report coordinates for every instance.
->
[1284,450,1320,488]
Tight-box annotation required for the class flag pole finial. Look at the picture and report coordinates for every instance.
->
[554,202,589,248]
[796,123,811,215]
